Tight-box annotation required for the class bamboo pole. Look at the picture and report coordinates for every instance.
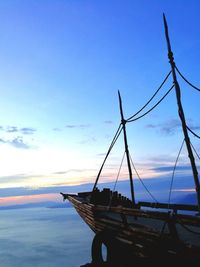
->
[118,91,136,205]
[163,14,200,211]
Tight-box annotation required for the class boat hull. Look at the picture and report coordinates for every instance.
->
[66,194,200,264]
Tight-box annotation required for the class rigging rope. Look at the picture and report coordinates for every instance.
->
[129,154,158,202]
[127,84,174,122]
[109,151,126,208]
[187,125,200,139]
[175,66,200,92]
[178,219,200,236]
[191,142,200,161]
[113,151,126,192]
[93,123,123,191]
[127,71,172,121]
[168,139,185,207]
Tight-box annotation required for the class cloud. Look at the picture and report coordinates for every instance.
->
[96,153,107,157]
[52,169,94,175]
[0,136,31,149]
[52,124,91,132]
[20,128,36,135]
[65,124,90,129]
[146,118,200,136]
[6,126,18,133]
[53,171,68,175]
[0,180,96,197]
[0,125,36,135]
[65,125,76,129]
[189,125,200,131]
[104,120,113,124]
[0,125,36,148]
[147,156,171,163]
[0,174,30,185]
[0,138,6,144]
[10,137,31,149]
[52,128,62,132]
[152,165,193,173]
[78,137,96,144]
[0,168,97,191]
[146,119,181,135]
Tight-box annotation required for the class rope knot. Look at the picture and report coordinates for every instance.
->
[121,119,127,125]
[168,51,174,60]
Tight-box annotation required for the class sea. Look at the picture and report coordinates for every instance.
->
[0,207,94,267]
[0,177,197,267]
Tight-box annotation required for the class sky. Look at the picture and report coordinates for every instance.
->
[0,0,200,206]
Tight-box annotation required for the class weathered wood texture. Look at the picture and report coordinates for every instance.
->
[67,193,200,262]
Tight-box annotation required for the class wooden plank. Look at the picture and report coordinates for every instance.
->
[95,205,200,227]
[68,195,200,229]
[139,201,199,212]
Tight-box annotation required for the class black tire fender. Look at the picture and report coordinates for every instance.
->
[91,231,120,264]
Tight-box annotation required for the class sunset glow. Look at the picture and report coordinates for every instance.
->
[0,1,199,206]
[0,193,59,206]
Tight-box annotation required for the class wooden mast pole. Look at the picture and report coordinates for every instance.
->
[163,14,200,211]
[118,91,136,205]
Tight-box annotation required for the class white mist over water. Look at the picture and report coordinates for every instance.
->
[0,207,94,267]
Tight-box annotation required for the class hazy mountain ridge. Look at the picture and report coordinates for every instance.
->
[0,201,72,210]
[0,176,197,210]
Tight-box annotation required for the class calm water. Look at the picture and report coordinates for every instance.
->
[0,207,94,267]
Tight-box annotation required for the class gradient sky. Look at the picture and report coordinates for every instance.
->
[0,1,200,204]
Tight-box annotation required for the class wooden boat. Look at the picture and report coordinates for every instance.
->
[61,15,200,265]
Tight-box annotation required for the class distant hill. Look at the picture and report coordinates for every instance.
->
[1,175,198,210]
[0,201,72,210]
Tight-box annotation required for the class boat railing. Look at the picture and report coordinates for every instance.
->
[138,201,199,213]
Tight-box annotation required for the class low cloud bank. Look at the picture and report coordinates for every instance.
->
[0,174,198,209]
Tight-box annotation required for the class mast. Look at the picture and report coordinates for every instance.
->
[163,14,200,210]
[118,91,136,205]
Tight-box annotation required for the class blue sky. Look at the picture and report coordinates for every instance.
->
[0,1,200,204]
